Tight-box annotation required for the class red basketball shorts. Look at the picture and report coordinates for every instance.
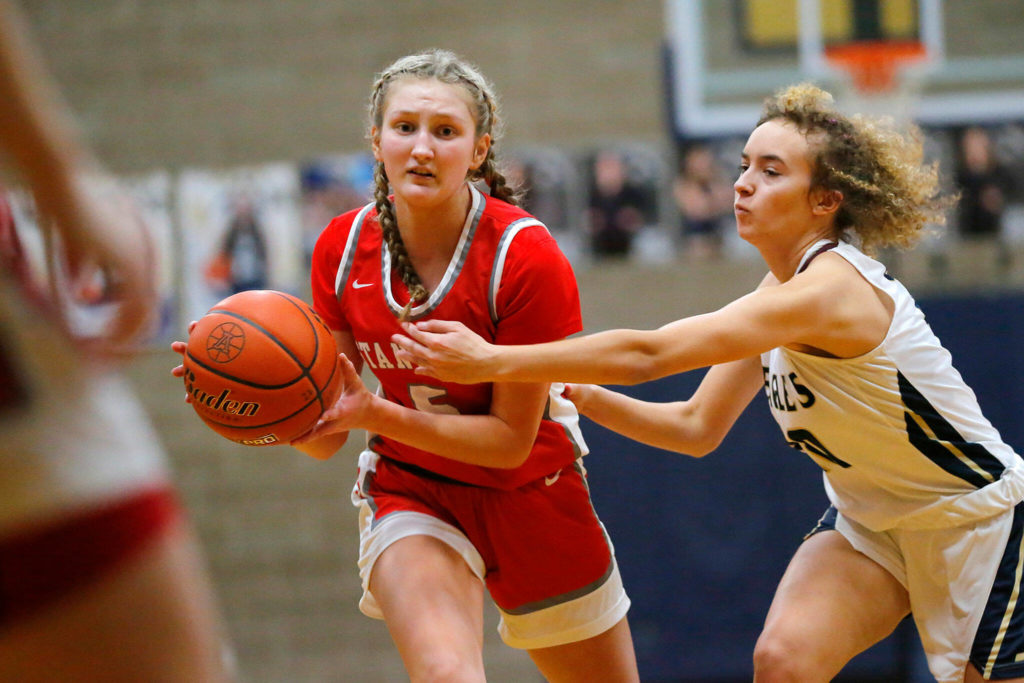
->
[350,449,630,649]
[0,487,181,629]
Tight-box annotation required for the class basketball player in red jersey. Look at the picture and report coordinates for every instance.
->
[0,2,229,679]
[292,50,638,682]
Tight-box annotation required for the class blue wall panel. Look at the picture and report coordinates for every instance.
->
[584,292,1024,681]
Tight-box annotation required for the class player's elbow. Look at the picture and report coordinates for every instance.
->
[493,435,536,469]
[293,431,348,460]
[684,433,723,458]
[670,403,727,457]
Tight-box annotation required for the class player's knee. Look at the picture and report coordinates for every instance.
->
[407,650,484,683]
[752,630,814,683]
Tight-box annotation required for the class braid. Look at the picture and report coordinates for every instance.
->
[479,148,522,206]
[373,161,428,319]
[367,49,524,314]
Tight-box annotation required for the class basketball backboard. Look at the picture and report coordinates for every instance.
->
[665,0,1024,138]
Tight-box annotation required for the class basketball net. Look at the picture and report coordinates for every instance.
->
[824,41,928,126]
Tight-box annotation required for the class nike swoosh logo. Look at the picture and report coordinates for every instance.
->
[352,280,374,289]
[544,471,561,486]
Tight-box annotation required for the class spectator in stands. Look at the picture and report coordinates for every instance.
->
[955,126,1013,267]
[586,150,646,258]
[673,143,734,261]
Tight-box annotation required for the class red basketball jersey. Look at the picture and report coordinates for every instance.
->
[311,186,587,488]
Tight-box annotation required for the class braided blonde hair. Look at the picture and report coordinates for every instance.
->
[758,83,954,254]
[368,49,521,317]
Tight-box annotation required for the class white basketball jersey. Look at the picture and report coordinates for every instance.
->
[762,240,1024,531]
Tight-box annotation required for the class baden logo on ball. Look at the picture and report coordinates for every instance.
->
[182,290,341,447]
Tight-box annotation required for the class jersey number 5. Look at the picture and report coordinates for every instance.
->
[409,384,460,415]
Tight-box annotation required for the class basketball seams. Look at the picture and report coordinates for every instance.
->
[183,290,341,446]
[183,348,308,390]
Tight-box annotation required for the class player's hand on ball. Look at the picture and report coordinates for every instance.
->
[292,353,370,444]
[392,319,497,384]
[170,321,198,401]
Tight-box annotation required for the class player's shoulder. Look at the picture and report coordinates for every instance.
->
[316,202,377,248]
[324,202,375,236]
[480,195,554,246]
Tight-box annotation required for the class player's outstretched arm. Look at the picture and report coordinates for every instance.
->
[393,272,835,387]
[393,318,690,386]
[564,357,764,456]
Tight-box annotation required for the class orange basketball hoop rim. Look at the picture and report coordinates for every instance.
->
[824,40,928,94]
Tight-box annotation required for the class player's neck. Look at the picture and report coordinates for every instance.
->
[394,184,472,273]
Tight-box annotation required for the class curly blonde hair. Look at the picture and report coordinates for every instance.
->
[758,83,953,254]
[368,49,521,315]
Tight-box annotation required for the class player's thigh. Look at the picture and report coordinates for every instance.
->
[760,530,910,663]
[527,616,639,683]
[370,534,486,658]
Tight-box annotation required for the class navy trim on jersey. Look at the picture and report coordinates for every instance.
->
[796,241,838,274]
[804,505,839,540]
[898,371,1004,489]
[489,217,548,325]
[971,500,1024,677]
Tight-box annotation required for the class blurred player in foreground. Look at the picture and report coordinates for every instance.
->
[394,83,1024,682]
[291,49,639,681]
[0,1,229,680]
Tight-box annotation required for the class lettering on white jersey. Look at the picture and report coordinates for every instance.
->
[762,366,815,412]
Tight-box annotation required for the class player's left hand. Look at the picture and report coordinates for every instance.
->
[170,321,198,403]
[392,319,497,384]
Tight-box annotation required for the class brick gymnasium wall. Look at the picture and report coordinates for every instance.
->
[18,0,668,174]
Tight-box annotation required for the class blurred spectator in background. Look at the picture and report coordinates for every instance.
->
[208,195,268,294]
[955,126,1013,265]
[586,150,646,258]
[300,157,372,263]
[673,143,734,261]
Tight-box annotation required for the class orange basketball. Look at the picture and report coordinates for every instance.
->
[182,290,341,447]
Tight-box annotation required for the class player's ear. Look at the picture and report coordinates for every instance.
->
[371,127,382,162]
[470,133,491,171]
[812,188,843,216]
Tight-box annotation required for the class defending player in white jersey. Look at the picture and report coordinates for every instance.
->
[394,83,1024,682]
